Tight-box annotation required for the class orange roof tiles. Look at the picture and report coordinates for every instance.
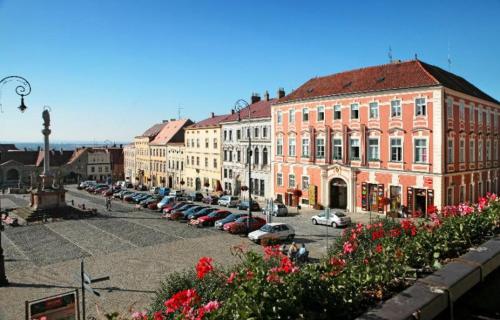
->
[222,99,275,122]
[187,114,231,129]
[150,119,193,145]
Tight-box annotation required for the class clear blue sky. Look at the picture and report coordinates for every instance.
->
[1,0,499,143]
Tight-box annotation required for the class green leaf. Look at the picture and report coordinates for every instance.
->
[433,252,440,259]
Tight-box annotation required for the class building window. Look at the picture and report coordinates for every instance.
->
[205,138,209,148]
[332,139,342,160]
[391,100,401,117]
[369,102,378,119]
[213,138,217,149]
[196,139,200,148]
[415,98,426,117]
[223,169,227,178]
[368,138,379,161]
[277,137,283,156]
[317,106,325,121]
[447,98,453,118]
[254,148,259,164]
[302,108,309,122]
[414,139,428,163]
[254,128,259,138]
[447,139,454,164]
[316,138,325,159]
[459,101,465,120]
[333,105,341,120]
[486,140,491,161]
[277,173,283,186]
[350,138,360,160]
[390,138,402,162]
[289,109,295,123]
[262,148,268,165]
[470,183,475,202]
[289,174,296,188]
[229,169,233,179]
[237,150,241,162]
[196,157,200,166]
[288,137,296,156]
[224,150,228,161]
[447,187,453,205]
[350,103,359,119]
[460,185,465,203]
[263,127,267,138]
[229,151,233,162]
[301,137,309,158]
[236,129,241,140]
[459,139,465,163]
[213,158,217,168]
[302,176,309,190]
[469,139,475,162]
[478,140,483,161]
[478,107,483,125]
[277,111,282,124]
[470,103,475,123]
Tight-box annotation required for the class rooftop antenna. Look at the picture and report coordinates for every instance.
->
[177,105,183,120]
[388,46,393,63]
[414,53,418,60]
[447,40,452,71]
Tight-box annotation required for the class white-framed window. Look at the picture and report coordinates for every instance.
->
[333,105,341,120]
[302,108,309,122]
[447,138,454,164]
[486,140,491,161]
[301,176,310,190]
[460,185,465,203]
[494,140,498,161]
[288,137,296,156]
[447,98,453,118]
[369,102,378,119]
[277,111,282,124]
[391,100,401,117]
[486,109,491,126]
[351,103,359,119]
[317,106,325,121]
[459,139,465,163]
[289,109,295,124]
[263,127,267,138]
[368,138,379,161]
[470,103,475,123]
[276,137,283,156]
[414,138,428,163]
[459,101,465,120]
[469,139,475,162]
[478,107,483,125]
[254,128,259,138]
[301,137,309,158]
[316,138,325,159]
[332,138,342,160]
[390,138,402,162]
[415,98,426,117]
[447,187,453,205]
[478,139,483,161]
[350,138,360,160]
[276,173,283,186]
[288,174,296,188]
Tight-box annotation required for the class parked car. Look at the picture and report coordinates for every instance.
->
[169,190,186,197]
[157,196,176,210]
[118,191,134,200]
[134,194,151,204]
[141,195,162,208]
[187,207,216,220]
[238,200,261,211]
[124,192,141,202]
[190,209,231,227]
[223,216,266,234]
[180,206,206,221]
[162,201,186,214]
[94,185,109,194]
[78,180,96,189]
[202,195,219,205]
[157,187,170,196]
[113,190,126,199]
[311,211,351,227]
[135,184,147,191]
[218,195,239,207]
[166,203,196,220]
[214,213,248,230]
[187,192,204,202]
[248,223,295,244]
[262,203,288,217]
[126,182,133,188]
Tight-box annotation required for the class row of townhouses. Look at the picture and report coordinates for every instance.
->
[123,59,500,215]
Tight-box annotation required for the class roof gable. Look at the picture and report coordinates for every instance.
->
[150,119,194,145]
[222,99,274,123]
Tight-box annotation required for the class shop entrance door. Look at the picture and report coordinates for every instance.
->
[329,178,347,209]
[414,188,427,216]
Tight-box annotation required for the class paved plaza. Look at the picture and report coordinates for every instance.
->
[0,186,348,319]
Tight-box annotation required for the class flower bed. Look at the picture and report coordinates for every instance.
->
[126,195,499,320]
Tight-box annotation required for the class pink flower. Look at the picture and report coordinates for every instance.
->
[343,241,355,254]
[131,311,147,320]
[203,300,221,313]
[226,272,236,284]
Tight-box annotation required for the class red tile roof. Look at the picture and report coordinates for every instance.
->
[150,119,194,145]
[36,150,74,167]
[187,114,231,129]
[138,122,169,138]
[222,99,275,122]
[277,60,499,105]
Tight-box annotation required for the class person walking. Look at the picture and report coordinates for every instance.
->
[105,197,112,211]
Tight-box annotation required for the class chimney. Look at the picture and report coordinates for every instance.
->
[120,144,123,148]
[277,88,286,99]
[231,109,235,114]
[264,90,270,101]
[251,92,261,104]
[162,119,169,123]
[210,112,215,118]
[170,118,176,121]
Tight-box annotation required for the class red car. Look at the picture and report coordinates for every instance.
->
[162,202,186,214]
[189,209,231,227]
[223,216,266,234]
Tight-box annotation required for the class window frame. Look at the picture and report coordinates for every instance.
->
[350,103,359,120]
[391,100,402,118]
[350,138,360,160]
[317,106,325,121]
[333,105,342,120]
[369,102,379,119]
[367,137,379,161]
[390,137,403,162]
[316,137,325,159]
[302,108,309,122]
[414,138,428,164]
[415,97,426,117]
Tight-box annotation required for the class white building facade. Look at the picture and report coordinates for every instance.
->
[124,144,136,183]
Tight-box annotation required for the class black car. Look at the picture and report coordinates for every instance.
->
[187,192,204,202]
[238,200,261,211]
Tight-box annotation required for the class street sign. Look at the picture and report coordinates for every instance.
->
[80,260,110,320]
[83,283,101,297]
[26,290,79,320]
[83,272,91,285]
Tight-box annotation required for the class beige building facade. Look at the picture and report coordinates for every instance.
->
[166,143,185,189]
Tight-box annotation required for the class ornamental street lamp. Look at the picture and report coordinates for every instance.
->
[0,75,32,287]
[233,99,253,232]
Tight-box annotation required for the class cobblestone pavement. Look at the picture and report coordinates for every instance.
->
[0,187,347,319]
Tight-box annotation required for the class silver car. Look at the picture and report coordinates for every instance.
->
[311,211,351,227]
[262,203,288,217]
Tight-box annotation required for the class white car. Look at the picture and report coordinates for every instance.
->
[218,195,239,207]
[248,223,295,244]
[311,211,351,227]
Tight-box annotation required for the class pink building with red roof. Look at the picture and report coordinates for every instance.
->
[272,60,500,216]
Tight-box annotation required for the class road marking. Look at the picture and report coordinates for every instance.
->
[80,220,139,248]
[1,232,35,266]
[43,223,94,257]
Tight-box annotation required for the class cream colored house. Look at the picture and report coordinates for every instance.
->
[166,142,185,189]
[184,113,229,193]
[124,144,135,183]
[134,122,168,186]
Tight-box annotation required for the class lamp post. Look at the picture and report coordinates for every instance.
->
[0,75,32,287]
[233,99,252,232]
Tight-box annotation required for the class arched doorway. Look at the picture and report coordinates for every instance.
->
[6,168,19,182]
[329,178,347,209]
[195,177,201,191]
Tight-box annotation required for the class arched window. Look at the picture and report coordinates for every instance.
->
[254,148,259,165]
[262,148,268,165]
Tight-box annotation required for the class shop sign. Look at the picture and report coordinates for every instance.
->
[424,177,433,188]
[26,290,79,320]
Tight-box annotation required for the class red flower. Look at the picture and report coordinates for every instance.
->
[153,311,164,320]
[343,241,355,254]
[389,228,401,238]
[263,245,283,260]
[226,272,236,284]
[164,288,200,314]
[375,243,383,254]
[266,272,283,283]
[195,257,214,279]
[371,228,385,241]
[400,219,417,236]
[246,270,254,280]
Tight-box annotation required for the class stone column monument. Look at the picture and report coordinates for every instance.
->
[30,109,67,210]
